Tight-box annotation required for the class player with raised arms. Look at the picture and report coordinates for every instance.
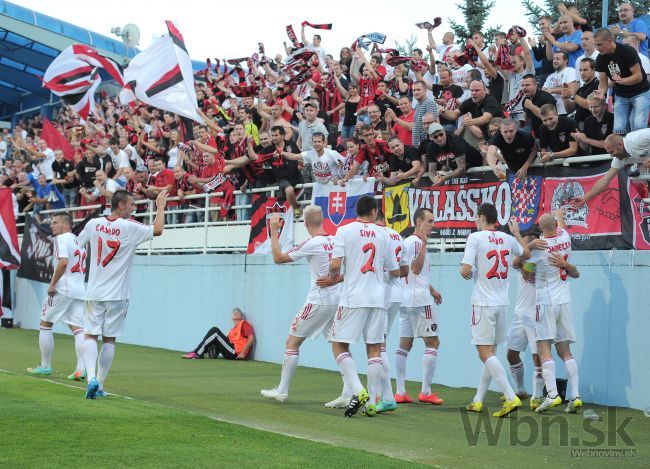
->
[77,189,168,398]
[461,203,530,417]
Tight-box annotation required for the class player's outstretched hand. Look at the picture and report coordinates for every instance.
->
[269,213,282,231]
[156,189,169,209]
[508,219,521,237]
[569,197,585,209]
[431,288,442,305]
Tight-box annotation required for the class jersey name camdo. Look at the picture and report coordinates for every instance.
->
[383,226,407,305]
[288,234,341,305]
[53,232,86,300]
[77,216,154,301]
[528,229,572,305]
[460,230,524,306]
[402,235,433,307]
[332,221,399,308]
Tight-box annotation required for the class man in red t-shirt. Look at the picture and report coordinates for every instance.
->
[340,125,392,184]
[188,152,233,221]
[386,96,415,145]
[182,308,255,360]
[144,157,175,204]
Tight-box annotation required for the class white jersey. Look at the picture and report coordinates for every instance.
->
[301,148,345,184]
[513,269,536,319]
[333,221,399,308]
[288,234,341,305]
[383,227,407,305]
[528,229,572,305]
[461,230,525,306]
[402,235,432,307]
[52,232,86,300]
[543,67,577,115]
[77,216,154,301]
[611,129,650,169]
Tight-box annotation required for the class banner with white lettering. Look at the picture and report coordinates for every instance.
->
[383,163,647,250]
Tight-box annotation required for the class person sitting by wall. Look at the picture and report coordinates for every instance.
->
[182,308,255,360]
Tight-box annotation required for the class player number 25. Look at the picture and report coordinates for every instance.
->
[486,249,510,279]
[96,236,121,267]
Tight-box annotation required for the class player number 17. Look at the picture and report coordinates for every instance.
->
[97,236,121,267]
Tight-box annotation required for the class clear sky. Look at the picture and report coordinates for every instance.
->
[16,0,542,61]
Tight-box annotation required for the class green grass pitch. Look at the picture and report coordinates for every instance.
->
[0,328,647,468]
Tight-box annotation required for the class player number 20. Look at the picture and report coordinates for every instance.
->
[486,249,510,279]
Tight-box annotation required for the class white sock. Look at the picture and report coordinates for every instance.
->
[336,352,363,395]
[421,348,438,395]
[564,358,580,400]
[541,359,558,398]
[473,364,492,403]
[83,337,98,382]
[367,357,383,404]
[395,348,408,395]
[341,380,352,398]
[276,349,299,395]
[39,327,54,369]
[509,361,526,394]
[533,366,545,398]
[73,329,85,372]
[97,343,115,389]
[380,347,393,400]
[485,356,516,401]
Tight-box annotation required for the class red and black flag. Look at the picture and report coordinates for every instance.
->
[301,21,333,30]
[247,195,294,255]
[0,188,20,270]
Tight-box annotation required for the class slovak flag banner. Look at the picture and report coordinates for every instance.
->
[313,178,376,235]
[120,21,205,124]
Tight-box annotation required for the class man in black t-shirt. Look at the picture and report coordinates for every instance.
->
[51,149,79,208]
[521,75,556,137]
[538,104,579,162]
[441,80,503,142]
[268,126,302,219]
[571,94,614,155]
[431,69,464,131]
[426,123,483,185]
[381,137,421,185]
[594,28,650,133]
[487,118,538,178]
[75,150,102,190]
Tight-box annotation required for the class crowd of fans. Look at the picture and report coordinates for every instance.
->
[1,2,648,225]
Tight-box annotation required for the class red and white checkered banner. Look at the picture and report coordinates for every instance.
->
[383,163,649,250]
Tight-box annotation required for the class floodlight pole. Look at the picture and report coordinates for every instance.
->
[602,0,609,27]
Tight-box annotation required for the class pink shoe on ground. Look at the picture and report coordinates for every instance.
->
[182,351,198,359]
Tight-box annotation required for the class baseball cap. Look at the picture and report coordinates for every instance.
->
[427,123,444,135]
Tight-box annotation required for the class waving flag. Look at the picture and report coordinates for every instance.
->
[313,178,376,235]
[247,196,294,255]
[0,188,20,270]
[120,21,204,124]
[42,44,124,119]
[40,118,76,161]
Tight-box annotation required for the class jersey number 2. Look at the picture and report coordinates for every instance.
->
[97,237,121,267]
[70,250,87,274]
[486,249,510,279]
[361,243,376,274]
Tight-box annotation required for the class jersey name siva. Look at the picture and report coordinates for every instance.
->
[332,221,399,308]
[461,230,524,306]
[53,232,86,300]
[288,234,341,305]
[77,216,154,301]
[528,229,572,305]
[402,234,432,307]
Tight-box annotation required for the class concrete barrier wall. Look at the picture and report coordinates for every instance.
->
[14,250,649,410]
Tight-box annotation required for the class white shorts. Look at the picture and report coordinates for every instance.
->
[328,307,385,344]
[384,302,401,336]
[84,300,130,338]
[535,303,576,343]
[399,305,439,338]
[289,304,336,339]
[506,311,538,354]
[471,305,507,346]
[41,293,84,328]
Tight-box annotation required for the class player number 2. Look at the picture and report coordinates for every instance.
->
[70,250,86,274]
[486,249,510,279]
[97,236,121,267]
[361,243,376,274]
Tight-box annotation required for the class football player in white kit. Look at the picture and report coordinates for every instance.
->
[505,230,544,408]
[394,208,445,406]
[77,189,168,398]
[461,203,530,417]
[374,210,409,413]
[527,210,582,414]
[261,206,342,402]
[27,213,87,380]
[328,196,400,417]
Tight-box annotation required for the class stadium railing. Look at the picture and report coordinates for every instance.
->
[13,154,650,253]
